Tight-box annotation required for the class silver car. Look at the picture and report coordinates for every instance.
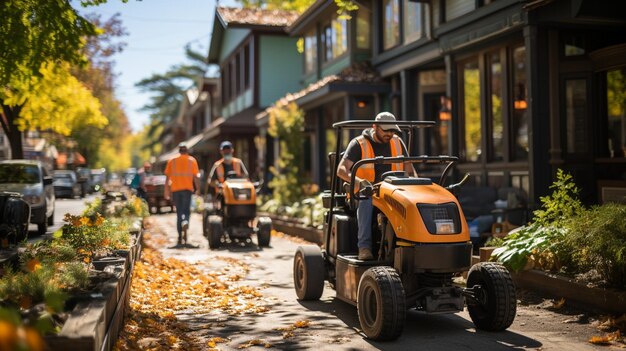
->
[0,160,55,235]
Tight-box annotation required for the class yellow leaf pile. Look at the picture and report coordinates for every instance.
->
[116,228,270,350]
[274,320,311,339]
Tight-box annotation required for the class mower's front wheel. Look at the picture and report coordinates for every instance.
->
[207,215,223,249]
[293,246,324,300]
[467,262,516,331]
[357,266,406,341]
[256,217,272,247]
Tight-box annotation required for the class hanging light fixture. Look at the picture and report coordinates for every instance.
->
[439,96,452,121]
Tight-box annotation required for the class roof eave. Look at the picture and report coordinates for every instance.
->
[288,0,333,36]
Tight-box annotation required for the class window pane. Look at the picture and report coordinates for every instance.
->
[489,53,504,161]
[356,8,371,49]
[304,29,317,72]
[463,60,482,162]
[607,68,626,158]
[332,17,347,58]
[383,0,400,50]
[512,46,529,160]
[244,44,250,88]
[322,25,332,62]
[404,0,422,44]
[565,79,588,154]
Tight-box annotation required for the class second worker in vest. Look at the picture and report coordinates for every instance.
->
[337,112,417,260]
[164,142,201,245]
[207,141,249,194]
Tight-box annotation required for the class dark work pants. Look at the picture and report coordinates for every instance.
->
[172,190,192,239]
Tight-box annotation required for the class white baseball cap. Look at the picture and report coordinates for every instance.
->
[374,112,401,131]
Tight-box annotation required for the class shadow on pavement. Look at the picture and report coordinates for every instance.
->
[298,295,543,351]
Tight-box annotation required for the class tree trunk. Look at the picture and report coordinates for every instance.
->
[0,101,25,159]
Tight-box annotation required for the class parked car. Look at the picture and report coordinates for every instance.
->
[75,167,92,196]
[90,168,106,191]
[0,160,55,235]
[53,170,82,199]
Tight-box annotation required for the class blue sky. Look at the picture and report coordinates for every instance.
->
[77,0,237,132]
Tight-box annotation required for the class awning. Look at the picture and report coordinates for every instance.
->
[203,108,260,141]
[156,133,205,163]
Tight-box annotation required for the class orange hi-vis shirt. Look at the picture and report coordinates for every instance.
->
[164,154,199,192]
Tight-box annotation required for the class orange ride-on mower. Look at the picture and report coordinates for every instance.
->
[293,120,516,341]
[203,172,271,249]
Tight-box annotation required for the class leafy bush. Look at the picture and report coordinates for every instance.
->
[492,169,583,271]
[560,203,626,287]
[258,195,325,229]
[267,102,306,206]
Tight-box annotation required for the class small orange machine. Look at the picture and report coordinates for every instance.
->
[203,176,271,249]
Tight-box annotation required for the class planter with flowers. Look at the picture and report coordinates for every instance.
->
[0,194,148,351]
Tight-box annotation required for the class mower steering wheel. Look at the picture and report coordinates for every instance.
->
[380,171,406,181]
[225,171,239,179]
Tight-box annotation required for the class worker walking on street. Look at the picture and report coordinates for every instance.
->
[164,142,201,245]
[337,112,417,260]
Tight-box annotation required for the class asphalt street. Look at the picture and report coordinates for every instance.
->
[150,212,607,351]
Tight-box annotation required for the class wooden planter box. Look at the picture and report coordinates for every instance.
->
[512,269,626,314]
[44,227,143,351]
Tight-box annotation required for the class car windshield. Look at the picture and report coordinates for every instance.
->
[54,174,72,180]
[0,164,40,184]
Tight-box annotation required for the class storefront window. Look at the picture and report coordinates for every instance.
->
[403,0,423,44]
[383,0,400,50]
[304,29,317,73]
[356,7,371,49]
[489,52,504,161]
[606,68,625,158]
[463,60,482,162]
[565,79,588,154]
[512,46,528,160]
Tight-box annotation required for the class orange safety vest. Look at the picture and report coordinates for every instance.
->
[165,155,199,192]
[355,135,404,182]
[215,157,243,182]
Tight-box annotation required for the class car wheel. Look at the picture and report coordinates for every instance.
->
[37,220,47,236]
[357,266,406,341]
[47,210,54,226]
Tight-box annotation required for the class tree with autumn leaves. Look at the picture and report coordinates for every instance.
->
[0,0,129,162]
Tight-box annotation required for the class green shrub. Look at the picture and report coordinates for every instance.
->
[561,203,626,287]
[492,169,583,271]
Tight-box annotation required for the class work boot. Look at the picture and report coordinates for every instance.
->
[358,248,374,260]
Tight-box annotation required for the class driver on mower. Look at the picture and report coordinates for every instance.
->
[207,141,249,193]
[337,112,417,260]
[203,141,271,248]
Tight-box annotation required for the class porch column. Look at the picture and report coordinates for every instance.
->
[316,108,326,188]
[525,24,552,206]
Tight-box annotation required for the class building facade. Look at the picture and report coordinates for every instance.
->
[262,0,626,213]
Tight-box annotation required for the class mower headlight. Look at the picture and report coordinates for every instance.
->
[232,188,251,200]
[417,203,461,235]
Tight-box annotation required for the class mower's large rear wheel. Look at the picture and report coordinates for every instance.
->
[293,246,324,300]
[467,262,516,331]
[207,215,223,249]
[256,217,272,247]
[357,266,405,341]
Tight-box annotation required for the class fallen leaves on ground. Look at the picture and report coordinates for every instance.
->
[274,320,311,339]
[589,330,622,345]
[271,230,314,245]
[116,226,270,350]
[552,298,566,309]
[238,339,273,349]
